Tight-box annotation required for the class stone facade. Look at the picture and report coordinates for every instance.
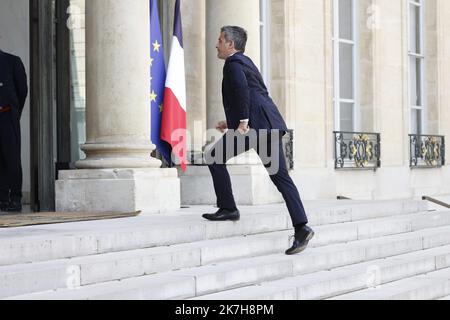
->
[2,0,449,211]
[62,0,450,205]
[174,0,450,201]
[56,0,181,213]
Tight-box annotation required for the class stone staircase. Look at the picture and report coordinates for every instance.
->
[2,199,450,300]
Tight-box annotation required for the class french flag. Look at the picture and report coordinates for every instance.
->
[161,0,187,172]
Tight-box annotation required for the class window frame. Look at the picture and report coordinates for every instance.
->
[332,0,360,132]
[407,0,427,135]
[259,0,271,89]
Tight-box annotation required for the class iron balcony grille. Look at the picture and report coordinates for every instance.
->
[334,131,381,170]
[409,134,445,168]
[282,129,294,171]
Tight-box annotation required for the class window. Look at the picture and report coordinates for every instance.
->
[260,0,270,88]
[68,0,86,162]
[333,0,359,132]
[408,0,425,135]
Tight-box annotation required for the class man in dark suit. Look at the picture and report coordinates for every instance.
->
[202,26,314,255]
[0,49,28,213]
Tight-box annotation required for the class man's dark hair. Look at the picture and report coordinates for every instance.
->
[221,26,248,52]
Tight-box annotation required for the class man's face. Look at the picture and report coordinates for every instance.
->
[216,32,234,60]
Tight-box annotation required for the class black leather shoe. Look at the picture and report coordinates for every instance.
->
[285,225,315,255]
[0,202,9,212]
[202,208,240,221]
[6,202,22,213]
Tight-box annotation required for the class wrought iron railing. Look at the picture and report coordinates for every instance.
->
[422,196,450,209]
[409,134,445,168]
[334,131,381,170]
[282,129,294,170]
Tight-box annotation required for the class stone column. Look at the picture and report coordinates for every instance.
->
[56,0,180,213]
[180,0,284,206]
[370,0,412,199]
[183,0,207,155]
[359,0,375,133]
[78,0,160,169]
[372,0,406,167]
[204,1,263,171]
[205,0,261,130]
[268,0,337,200]
[425,0,439,134]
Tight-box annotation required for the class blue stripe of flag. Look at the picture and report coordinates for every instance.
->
[150,0,172,164]
[173,0,184,48]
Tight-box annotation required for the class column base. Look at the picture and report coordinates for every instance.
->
[179,165,283,206]
[76,143,162,169]
[55,169,180,214]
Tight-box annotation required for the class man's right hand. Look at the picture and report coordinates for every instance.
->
[216,121,228,133]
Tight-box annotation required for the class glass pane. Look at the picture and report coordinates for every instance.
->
[409,4,422,54]
[409,56,422,107]
[411,109,422,135]
[70,0,86,162]
[339,42,354,99]
[340,102,354,132]
[339,0,353,40]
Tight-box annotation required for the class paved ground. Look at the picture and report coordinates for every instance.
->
[0,201,337,237]
[2,196,448,239]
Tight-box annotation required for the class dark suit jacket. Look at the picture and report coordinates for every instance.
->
[222,52,288,134]
[0,50,28,119]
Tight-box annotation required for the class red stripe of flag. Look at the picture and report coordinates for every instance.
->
[161,0,187,172]
[161,88,187,171]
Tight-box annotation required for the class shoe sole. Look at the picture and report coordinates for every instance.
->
[202,216,240,222]
[286,231,315,255]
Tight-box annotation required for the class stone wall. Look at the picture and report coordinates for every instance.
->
[65,0,450,201]
[264,0,449,200]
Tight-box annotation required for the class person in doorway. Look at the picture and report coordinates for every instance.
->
[0,49,28,213]
[202,26,314,255]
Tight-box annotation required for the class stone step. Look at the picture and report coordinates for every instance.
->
[8,224,450,300]
[311,210,450,245]
[0,200,428,267]
[0,210,447,298]
[328,267,450,300]
[0,211,289,267]
[305,199,427,226]
[192,244,450,300]
[0,232,288,299]
[6,272,198,300]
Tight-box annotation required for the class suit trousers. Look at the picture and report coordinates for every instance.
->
[0,112,22,203]
[206,130,308,227]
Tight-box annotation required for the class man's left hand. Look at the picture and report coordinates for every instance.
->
[238,121,250,135]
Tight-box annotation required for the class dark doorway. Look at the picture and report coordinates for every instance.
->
[29,0,71,212]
